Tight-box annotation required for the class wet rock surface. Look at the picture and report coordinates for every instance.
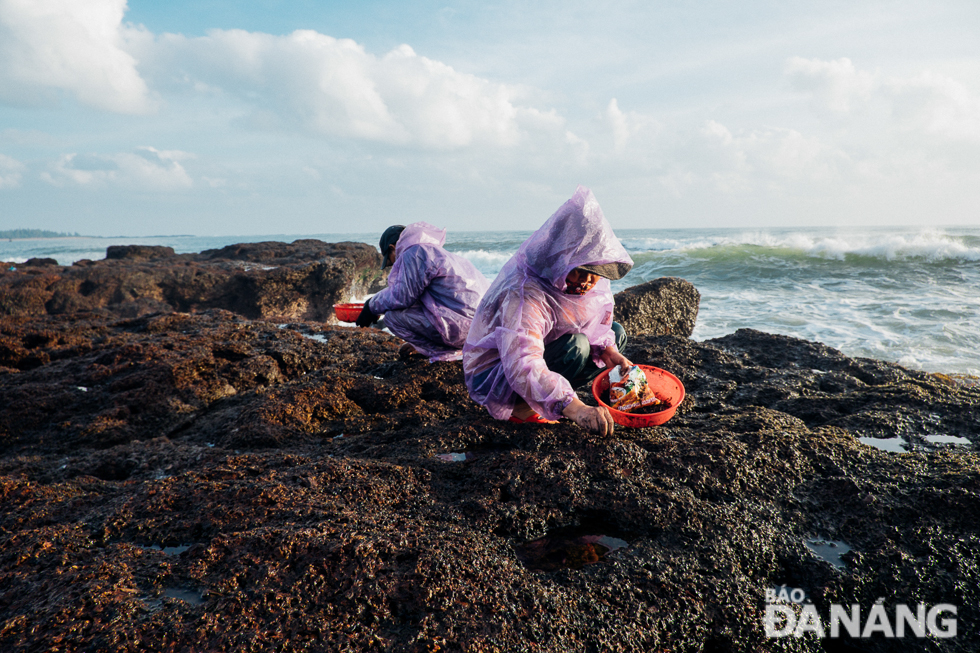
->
[0,239,385,322]
[1,314,979,650]
[614,277,700,338]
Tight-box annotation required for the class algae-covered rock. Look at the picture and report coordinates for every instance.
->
[0,298,977,652]
[0,239,386,322]
[615,276,700,337]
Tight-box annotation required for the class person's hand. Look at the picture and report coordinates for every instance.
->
[354,300,379,327]
[562,398,615,436]
[600,346,632,374]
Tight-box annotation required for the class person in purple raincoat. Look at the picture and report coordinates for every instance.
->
[463,186,634,436]
[355,222,490,362]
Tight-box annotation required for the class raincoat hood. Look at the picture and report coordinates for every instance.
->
[394,222,446,259]
[521,186,633,291]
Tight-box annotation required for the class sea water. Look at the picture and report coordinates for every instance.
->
[3,226,979,377]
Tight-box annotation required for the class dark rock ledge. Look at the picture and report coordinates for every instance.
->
[0,243,977,653]
[0,240,385,322]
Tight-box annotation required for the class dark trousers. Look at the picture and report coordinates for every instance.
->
[543,322,627,389]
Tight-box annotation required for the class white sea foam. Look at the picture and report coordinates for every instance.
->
[621,228,980,262]
[617,236,693,252]
[453,248,512,275]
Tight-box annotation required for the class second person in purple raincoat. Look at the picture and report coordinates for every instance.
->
[462,186,634,436]
[356,222,490,362]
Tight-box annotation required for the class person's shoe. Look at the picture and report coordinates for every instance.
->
[508,413,558,424]
[399,343,422,359]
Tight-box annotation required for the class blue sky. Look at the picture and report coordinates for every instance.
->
[1,0,978,236]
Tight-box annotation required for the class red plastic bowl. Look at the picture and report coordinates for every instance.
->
[591,364,685,428]
[333,302,364,323]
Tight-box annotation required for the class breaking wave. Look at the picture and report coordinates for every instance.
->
[618,227,980,262]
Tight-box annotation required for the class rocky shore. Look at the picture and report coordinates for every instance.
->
[1,242,978,652]
[0,240,384,322]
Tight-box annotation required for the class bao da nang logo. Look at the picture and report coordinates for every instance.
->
[764,587,957,639]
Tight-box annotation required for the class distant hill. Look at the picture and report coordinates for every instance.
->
[0,229,82,239]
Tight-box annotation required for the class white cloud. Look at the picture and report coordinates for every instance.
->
[703,121,845,183]
[0,4,574,151]
[41,147,194,190]
[657,169,697,198]
[886,71,980,142]
[787,56,980,142]
[702,120,735,147]
[0,153,24,188]
[785,57,876,114]
[133,28,554,150]
[645,120,850,196]
[605,98,660,154]
[0,0,153,113]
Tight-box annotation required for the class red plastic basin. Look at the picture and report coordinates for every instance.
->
[333,302,364,323]
[591,364,685,428]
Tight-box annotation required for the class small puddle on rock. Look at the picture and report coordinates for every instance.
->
[435,452,476,462]
[858,436,907,453]
[302,333,331,343]
[805,538,851,570]
[163,588,205,605]
[150,544,192,556]
[515,533,628,571]
[924,434,972,447]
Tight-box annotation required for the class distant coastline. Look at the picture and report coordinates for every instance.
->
[0,229,83,240]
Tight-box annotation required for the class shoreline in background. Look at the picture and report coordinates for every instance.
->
[1,235,197,241]
[0,230,82,240]
[3,236,88,242]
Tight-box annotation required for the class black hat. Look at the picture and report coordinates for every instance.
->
[379,225,405,269]
[578,262,632,280]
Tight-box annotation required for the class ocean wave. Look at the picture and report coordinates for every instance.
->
[622,229,980,262]
[453,249,514,275]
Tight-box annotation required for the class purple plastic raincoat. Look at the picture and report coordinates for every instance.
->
[368,222,490,362]
[463,186,634,420]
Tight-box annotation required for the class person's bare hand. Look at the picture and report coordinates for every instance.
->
[600,346,632,374]
[562,398,615,436]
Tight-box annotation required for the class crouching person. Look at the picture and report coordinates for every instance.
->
[462,186,633,436]
[356,222,490,362]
